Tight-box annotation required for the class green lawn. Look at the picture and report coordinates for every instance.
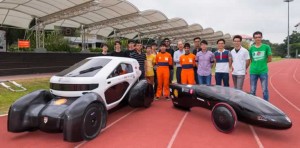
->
[0,78,50,114]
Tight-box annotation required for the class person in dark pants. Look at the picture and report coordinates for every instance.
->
[173,40,185,83]
[99,44,110,56]
[163,38,175,83]
[192,37,202,84]
[130,41,147,80]
[111,41,125,57]
[124,39,135,57]
[213,39,232,87]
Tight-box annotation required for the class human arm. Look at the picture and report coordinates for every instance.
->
[267,45,272,63]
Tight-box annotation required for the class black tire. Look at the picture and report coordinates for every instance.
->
[211,103,237,133]
[128,80,154,108]
[81,103,103,140]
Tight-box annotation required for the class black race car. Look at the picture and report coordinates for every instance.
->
[7,57,154,142]
[170,83,292,133]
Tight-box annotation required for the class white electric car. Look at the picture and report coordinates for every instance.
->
[8,56,154,142]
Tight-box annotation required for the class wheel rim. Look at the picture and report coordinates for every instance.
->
[82,106,102,138]
[212,104,236,133]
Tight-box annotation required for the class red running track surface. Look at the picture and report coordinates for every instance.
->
[0,59,299,148]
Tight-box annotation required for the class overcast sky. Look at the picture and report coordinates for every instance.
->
[128,0,300,44]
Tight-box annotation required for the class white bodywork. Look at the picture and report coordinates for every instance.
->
[50,56,141,110]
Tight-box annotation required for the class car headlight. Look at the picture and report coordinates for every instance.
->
[285,116,291,122]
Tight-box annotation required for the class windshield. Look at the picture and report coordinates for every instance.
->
[56,58,111,77]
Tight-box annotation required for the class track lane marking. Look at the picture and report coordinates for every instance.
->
[167,112,188,148]
[75,108,138,148]
[0,114,8,117]
[292,61,300,84]
[249,125,264,148]
[270,67,300,112]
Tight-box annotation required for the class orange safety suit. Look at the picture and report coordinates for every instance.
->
[156,52,173,97]
[180,53,196,85]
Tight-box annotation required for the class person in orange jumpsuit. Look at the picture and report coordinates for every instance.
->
[155,43,173,100]
[180,43,196,85]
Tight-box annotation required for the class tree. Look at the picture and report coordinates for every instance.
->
[241,41,250,49]
[283,31,300,57]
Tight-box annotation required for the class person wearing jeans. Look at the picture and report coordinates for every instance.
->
[213,39,232,87]
[249,31,272,101]
[196,40,214,85]
[250,73,269,101]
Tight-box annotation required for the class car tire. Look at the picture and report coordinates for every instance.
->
[81,103,104,140]
[128,80,154,108]
[211,103,237,133]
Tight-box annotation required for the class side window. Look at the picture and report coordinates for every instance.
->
[108,63,133,79]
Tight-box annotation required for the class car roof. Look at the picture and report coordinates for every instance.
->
[88,56,137,62]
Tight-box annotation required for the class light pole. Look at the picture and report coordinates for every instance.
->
[284,0,293,58]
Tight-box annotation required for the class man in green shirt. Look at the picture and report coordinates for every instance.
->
[249,31,272,101]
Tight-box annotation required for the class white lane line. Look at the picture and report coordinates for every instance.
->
[270,70,300,112]
[75,108,138,148]
[167,112,189,148]
[249,125,264,148]
[292,62,300,84]
[0,114,8,117]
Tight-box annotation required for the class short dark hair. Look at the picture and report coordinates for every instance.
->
[135,41,142,45]
[193,37,201,41]
[253,31,263,38]
[128,39,135,44]
[146,45,151,49]
[163,38,170,42]
[101,43,108,48]
[151,42,157,46]
[217,39,225,44]
[160,43,167,47]
[115,41,121,45]
[233,35,242,42]
[184,43,191,48]
[200,40,208,45]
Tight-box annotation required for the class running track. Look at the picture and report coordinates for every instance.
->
[0,59,299,148]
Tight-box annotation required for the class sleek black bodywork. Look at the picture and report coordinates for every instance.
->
[7,90,108,142]
[170,84,292,130]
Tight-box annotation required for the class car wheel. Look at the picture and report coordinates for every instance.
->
[211,103,237,133]
[81,103,103,140]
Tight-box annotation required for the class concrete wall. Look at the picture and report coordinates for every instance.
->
[0,52,98,76]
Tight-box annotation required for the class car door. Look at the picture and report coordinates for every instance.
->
[104,63,134,104]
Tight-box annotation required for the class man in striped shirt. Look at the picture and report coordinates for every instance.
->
[213,39,232,87]
[130,41,147,80]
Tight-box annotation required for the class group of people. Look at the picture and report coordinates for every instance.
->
[100,31,272,101]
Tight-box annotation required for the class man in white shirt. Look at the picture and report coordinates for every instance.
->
[231,35,250,90]
[173,40,185,83]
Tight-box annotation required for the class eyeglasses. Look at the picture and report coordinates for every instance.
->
[254,36,262,39]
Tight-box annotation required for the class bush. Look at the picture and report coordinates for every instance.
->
[90,48,101,52]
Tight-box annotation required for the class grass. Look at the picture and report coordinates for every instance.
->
[272,56,282,62]
[0,78,50,114]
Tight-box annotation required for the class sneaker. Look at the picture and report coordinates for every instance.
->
[165,96,171,101]
[154,97,160,101]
